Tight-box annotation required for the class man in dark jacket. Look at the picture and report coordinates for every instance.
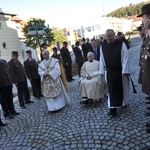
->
[0,94,7,127]
[60,42,75,82]
[86,38,92,50]
[8,51,33,109]
[117,32,130,49]
[88,39,100,61]
[81,38,88,61]
[0,51,19,119]
[24,50,43,100]
[73,41,84,77]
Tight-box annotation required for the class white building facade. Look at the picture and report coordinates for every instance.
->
[65,17,132,46]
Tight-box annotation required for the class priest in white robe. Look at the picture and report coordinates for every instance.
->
[79,52,107,104]
[38,50,70,112]
[100,29,130,116]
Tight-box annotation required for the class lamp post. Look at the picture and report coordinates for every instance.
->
[28,18,44,60]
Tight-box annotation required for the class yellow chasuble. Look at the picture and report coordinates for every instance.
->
[40,57,68,98]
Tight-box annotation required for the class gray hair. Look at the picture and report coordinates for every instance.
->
[42,50,49,55]
[106,29,115,35]
[87,52,94,56]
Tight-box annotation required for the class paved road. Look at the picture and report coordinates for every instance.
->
[129,35,143,48]
[0,45,150,150]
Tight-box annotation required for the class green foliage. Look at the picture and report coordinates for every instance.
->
[51,26,66,44]
[106,1,149,18]
[22,17,54,49]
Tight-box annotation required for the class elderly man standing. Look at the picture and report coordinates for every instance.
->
[38,50,70,113]
[79,52,107,104]
[100,29,130,116]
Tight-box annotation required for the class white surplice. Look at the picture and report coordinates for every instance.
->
[38,57,70,111]
[79,60,107,100]
[100,42,130,108]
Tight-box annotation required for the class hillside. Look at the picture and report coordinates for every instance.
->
[106,1,150,18]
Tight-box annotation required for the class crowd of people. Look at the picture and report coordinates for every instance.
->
[1,5,150,149]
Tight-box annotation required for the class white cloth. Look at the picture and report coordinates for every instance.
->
[38,57,70,111]
[79,60,107,100]
[100,42,130,108]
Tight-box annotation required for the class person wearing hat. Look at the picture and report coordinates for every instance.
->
[0,50,19,119]
[8,51,34,109]
[24,50,43,100]
[137,4,150,138]
[41,42,48,61]
[137,3,150,100]
[117,32,130,49]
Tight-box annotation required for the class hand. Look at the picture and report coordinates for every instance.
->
[122,73,129,77]
[44,73,49,77]
[100,74,104,77]
[87,75,93,80]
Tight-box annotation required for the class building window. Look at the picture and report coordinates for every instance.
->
[2,42,7,49]
[16,26,20,29]
[92,25,100,31]
[84,27,91,32]
[67,31,70,36]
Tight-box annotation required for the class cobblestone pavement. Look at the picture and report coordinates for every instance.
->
[0,45,150,150]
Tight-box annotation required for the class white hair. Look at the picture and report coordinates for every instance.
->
[42,50,49,55]
[87,52,94,56]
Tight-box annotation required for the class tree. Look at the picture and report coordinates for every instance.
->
[22,17,54,50]
[51,26,66,45]
[106,1,148,18]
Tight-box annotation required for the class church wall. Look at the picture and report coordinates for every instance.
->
[0,17,24,62]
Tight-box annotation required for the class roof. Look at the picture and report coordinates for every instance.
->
[12,16,27,26]
[0,12,17,17]
[123,15,142,22]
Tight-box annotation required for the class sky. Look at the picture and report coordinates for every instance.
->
[0,0,145,28]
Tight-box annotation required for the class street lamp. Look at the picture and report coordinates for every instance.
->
[28,18,44,60]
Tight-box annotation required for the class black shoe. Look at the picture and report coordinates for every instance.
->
[88,99,93,103]
[146,96,150,100]
[39,95,44,97]
[21,105,26,109]
[146,111,150,116]
[146,123,150,127]
[67,80,72,82]
[11,111,20,116]
[35,97,41,100]
[107,108,117,116]
[0,120,7,126]
[26,100,34,104]
[147,146,150,150]
[71,78,75,81]
[80,100,89,104]
[5,114,14,119]
[146,128,150,133]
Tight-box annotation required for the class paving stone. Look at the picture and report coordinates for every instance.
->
[0,45,149,149]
